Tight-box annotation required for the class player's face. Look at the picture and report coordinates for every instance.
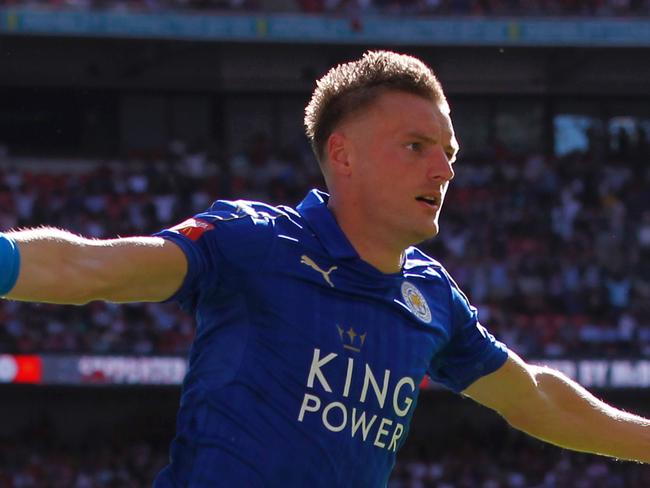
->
[342,90,458,245]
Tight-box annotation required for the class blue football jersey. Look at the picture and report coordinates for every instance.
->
[152,189,508,488]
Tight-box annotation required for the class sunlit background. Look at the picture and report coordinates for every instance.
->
[1,2,649,486]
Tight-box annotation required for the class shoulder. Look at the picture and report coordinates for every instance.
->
[203,199,301,225]
[403,246,448,282]
[404,247,470,305]
[404,248,478,325]
[160,198,305,264]
[179,198,303,239]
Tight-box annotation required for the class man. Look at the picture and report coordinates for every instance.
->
[1,51,648,487]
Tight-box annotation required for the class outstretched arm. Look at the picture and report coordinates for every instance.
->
[463,350,650,463]
[2,228,187,305]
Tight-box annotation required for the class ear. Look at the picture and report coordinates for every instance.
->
[326,131,352,177]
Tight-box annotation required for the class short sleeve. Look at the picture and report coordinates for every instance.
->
[153,200,274,311]
[428,272,508,393]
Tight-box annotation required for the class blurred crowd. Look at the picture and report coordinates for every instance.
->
[389,431,650,487]
[428,138,650,359]
[0,441,166,487]
[1,129,649,359]
[1,429,649,487]
[0,0,648,17]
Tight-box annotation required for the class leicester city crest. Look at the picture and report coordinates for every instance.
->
[401,281,432,324]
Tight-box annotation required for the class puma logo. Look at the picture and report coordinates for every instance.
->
[300,255,337,288]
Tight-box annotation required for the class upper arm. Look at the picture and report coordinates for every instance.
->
[463,350,650,461]
[91,237,188,303]
[9,233,188,304]
[9,201,274,306]
[462,349,540,420]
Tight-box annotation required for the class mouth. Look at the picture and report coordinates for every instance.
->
[415,195,440,210]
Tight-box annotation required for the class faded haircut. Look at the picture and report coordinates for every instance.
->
[304,50,448,165]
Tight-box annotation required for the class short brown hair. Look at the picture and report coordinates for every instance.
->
[304,50,447,164]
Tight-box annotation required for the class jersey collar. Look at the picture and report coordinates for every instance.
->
[296,189,359,260]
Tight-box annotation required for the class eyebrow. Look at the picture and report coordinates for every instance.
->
[404,131,436,143]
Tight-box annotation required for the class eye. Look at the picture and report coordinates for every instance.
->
[406,142,423,153]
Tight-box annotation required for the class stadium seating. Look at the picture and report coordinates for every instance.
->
[1,135,648,358]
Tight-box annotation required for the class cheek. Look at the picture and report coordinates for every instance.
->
[352,146,408,198]
[372,149,409,178]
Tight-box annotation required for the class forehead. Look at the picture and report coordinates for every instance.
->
[357,90,454,137]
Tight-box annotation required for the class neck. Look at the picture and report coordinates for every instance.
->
[328,196,405,274]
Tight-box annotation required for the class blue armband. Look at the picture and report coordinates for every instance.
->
[0,233,20,296]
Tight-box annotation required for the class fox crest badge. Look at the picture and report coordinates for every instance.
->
[401,281,432,324]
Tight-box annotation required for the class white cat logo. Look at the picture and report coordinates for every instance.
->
[300,255,337,288]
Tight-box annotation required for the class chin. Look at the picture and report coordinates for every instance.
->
[409,225,439,246]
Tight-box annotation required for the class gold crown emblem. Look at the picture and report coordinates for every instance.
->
[336,325,367,353]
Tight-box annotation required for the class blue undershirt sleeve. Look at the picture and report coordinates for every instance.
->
[0,233,21,296]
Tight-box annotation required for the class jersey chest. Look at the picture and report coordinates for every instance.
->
[236,244,452,451]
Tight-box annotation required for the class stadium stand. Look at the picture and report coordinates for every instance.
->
[0,440,167,488]
[1,420,650,486]
[1,132,649,357]
[0,0,648,16]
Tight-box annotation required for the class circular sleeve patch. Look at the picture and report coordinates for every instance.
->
[401,281,432,324]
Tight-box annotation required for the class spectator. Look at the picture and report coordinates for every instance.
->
[0,134,649,357]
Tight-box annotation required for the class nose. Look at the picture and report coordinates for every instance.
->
[428,147,455,183]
